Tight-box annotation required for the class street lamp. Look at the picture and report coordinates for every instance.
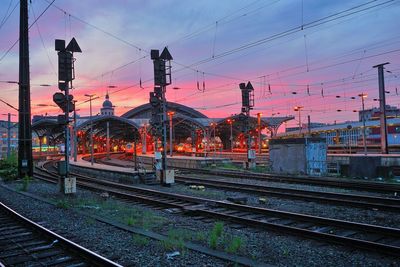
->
[257,113,262,154]
[358,93,368,155]
[294,106,304,133]
[84,94,96,165]
[227,118,235,152]
[167,111,175,157]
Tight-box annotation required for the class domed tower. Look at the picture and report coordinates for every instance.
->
[100,93,114,116]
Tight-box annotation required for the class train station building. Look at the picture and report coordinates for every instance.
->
[31,94,294,155]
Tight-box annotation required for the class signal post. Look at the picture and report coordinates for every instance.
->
[53,38,82,194]
[150,47,174,185]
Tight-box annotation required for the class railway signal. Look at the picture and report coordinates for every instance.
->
[239,81,255,169]
[150,47,174,185]
[54,38,82,194]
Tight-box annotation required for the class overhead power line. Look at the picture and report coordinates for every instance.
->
[0,0,56,64]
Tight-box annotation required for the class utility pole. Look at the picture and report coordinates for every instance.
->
[227,118,234,152]
[257,113,262,154]
[18,0,33,178]
[294,106,304,134]
[358,93,368,155]
[373,62,390,154]
[84,94,96,165]
[168,111,175,157]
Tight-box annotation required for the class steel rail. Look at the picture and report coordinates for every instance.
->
[0,201,121,266]
[176,168,400,194]
[175,175,400,212]
[33,165,400,257]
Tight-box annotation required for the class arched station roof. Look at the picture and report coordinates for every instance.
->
[122,102,208,119]
[77,115,141,141]
[32,117,65,143]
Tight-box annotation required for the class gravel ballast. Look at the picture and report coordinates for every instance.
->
[1,178,399,267]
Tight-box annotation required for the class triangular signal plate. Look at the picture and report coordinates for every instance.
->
[160,47,173,60]
[66,37,82,53]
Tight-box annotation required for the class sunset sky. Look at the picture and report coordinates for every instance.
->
[0,0,399,129]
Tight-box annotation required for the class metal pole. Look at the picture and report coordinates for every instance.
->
[230,122,233,153]
[373,62,390,154]
[213,124,216,156]
[134,137,137,171]
[89,97,94,165]
[7,113,11,158]
[161,87,168,184]
[361,96,367,155]
[169,113,173,157]
[298,109,302,134]
[257,113,261,155]
[18,0,33,178]
[106,121,110,160]
[73,102,77,162]
[204,129,207,158]
[307,115,311,135]
[246,111,251,169]
[142,124,147,154]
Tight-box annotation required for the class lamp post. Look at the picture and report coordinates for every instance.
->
[227,118,234,152]
[167,111,175,157]
[257,113,262,155]
[358,93,368,155]
[294,106,304,133]
[142,123,147,155]
[85,94,96,165]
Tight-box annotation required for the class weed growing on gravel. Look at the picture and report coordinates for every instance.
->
[217,163,241,171]
[55,199,70,209]
[195,231,207,242]
[209,222,224,249]
[21,175,31,192]
[161,229,185,251]
[282,248,289,257]
[84,217,96,225]
[226,236,242,253]
[126,216,137,226]
[132,234,150,246]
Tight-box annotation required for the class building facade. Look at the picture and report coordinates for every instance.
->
[0,120,18,159]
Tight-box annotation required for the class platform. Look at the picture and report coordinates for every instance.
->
[69,155,153,184]
[134,153,231,169]
[327,153,400,178]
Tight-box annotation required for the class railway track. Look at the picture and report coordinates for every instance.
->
[92,155,400,211]
[34,163,400,257]
[109,153,400,194]
[174,175,400,212]
[176,168,400,194]
[0,201,121,267]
